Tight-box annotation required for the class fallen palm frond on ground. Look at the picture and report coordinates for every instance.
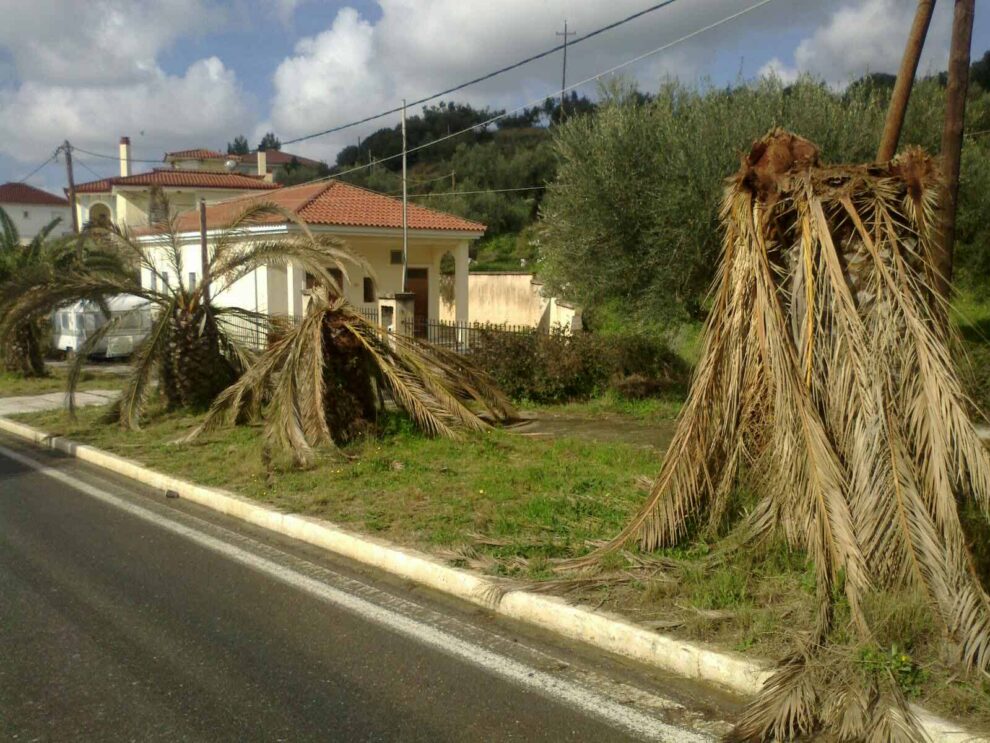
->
[570,130,990,741]
[0,202,362,429]
[187,289,518,465]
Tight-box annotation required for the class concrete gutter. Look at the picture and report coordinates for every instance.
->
[0,415,982,743]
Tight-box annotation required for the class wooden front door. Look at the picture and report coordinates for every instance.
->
[405,268,429,337]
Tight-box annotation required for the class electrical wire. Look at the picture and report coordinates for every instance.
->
[70,144,163,164]
[400,186,547,198]
[16,152,58,183]
[73,156,108,181]
[288,0,777,188]
[281,0,685,146]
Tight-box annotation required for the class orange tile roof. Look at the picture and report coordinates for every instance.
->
[0,182,69,206]
[74,169,279,194]
[252,149,324,169]
[165,148,226,160]
[146,180,485,235]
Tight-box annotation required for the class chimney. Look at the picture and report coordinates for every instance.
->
[256,149,267,177]
[119,136,131,177]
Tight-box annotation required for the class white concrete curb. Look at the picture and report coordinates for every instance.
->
[0,416,982,742]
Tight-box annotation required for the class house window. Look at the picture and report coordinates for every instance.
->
[22,210,29,219]
[150,272,158,292]
[363,277,376,303]
[162,271,169,288]
[188,272,197,289]
[329,268,344,296]
[390,250,402,265]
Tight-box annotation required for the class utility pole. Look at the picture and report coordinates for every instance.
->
[61,140,79,235]
[877,0,936,162]
[401,99,408,292]
[556,20,576,122]
[199,198,210,305]
[937,0,976,300]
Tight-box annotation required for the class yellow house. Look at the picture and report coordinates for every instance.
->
[72,138,280,230]
[136,180,485,330]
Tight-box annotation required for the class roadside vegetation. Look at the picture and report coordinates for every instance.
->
[12,400,989,729]
[2,53,990,740]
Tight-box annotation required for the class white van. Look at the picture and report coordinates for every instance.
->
[52,295,152,359]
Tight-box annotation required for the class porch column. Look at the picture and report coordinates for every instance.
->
[454,241,469,347]
[286,262,303,318]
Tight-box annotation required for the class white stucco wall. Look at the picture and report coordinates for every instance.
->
[1,201,72,244]
[439,272,581,331]
[138,228,474,327]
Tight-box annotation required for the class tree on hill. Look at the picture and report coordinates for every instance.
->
[537,77,961,331]
[258,132,281,151]
[227,135,250,155]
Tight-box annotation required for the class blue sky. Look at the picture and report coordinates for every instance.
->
[0,0,987,193]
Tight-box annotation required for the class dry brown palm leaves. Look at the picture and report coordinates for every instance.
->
[187,289,518,466]
[571,130,990,742]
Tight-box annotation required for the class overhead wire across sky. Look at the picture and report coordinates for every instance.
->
[280,0,687,146]
[283,0,777,191]
[21,0,776,198]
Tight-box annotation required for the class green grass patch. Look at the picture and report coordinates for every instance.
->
[523,389,683,422]
[0,367,126,398]
[11,401,990,728]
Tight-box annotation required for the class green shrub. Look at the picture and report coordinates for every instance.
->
[470,328,688,403]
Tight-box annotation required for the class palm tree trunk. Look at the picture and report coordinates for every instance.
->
[162,307,234,410]
[4,323,46,377]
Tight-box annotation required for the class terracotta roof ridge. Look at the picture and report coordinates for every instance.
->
[294,181,336,214]
[330,178,483,228]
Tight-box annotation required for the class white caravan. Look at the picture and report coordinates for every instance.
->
[52,295,152,358]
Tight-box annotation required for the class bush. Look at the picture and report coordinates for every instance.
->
[470,328,689,403]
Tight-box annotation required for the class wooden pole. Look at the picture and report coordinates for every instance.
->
[199,198,210,304]
[936,0,976,299]
[877,0,936,161]
[401,99,408,292]
[62,141,79,235]
[556,20,576,122]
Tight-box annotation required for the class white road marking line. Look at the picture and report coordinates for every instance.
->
[0,444,711,743]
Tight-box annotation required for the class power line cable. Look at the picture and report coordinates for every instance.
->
[70,144,162,164]
[397,186,547,198]
[16,152,58,183]
[119,0,774,215]
[73,156,108,181]
[281,0,685,145]
[293,0,776,188]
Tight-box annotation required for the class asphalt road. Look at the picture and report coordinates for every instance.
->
[0,435,734,742]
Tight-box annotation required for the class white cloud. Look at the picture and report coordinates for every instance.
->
[0,0,225,85]
[0,1,251,169]
[764,0,953,86]
[265,0,812,162]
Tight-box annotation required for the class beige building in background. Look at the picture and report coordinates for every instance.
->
[72,138,280,230]
[440,271,581,331]
[136,180,483,331]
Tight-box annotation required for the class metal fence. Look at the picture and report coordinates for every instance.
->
[217,309,527,353]
[401,318,533,351]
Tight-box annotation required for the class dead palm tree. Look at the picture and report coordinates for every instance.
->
[574,130,990,742]
[0,202,363,428]
[187,288,518,466]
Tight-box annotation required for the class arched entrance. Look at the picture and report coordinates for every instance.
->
[88,203,112,229]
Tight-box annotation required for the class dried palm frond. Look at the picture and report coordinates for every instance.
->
[570,130,990,741]
[186,289,518,466]
[0,200,365,429]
